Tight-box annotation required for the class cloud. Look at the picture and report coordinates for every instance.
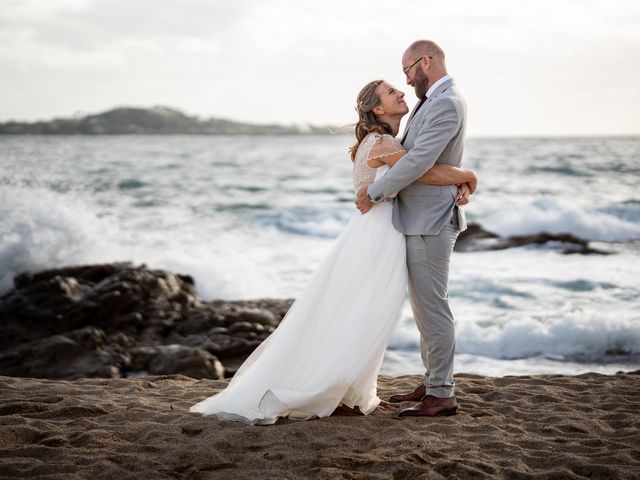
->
[0,0,639,135]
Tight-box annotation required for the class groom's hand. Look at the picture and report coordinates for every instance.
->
[356,186,374,214]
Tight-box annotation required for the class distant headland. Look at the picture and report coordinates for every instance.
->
[0,106,346,135]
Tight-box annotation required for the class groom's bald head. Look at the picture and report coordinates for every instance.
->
[405,40,445,64]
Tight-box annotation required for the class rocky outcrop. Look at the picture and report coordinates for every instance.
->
[0,225,608,381]
[0,106,339,135]
[0,263,293,380]
[455,223,612,255]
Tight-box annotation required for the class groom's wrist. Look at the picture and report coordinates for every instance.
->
[368,192,384,203]
[366,187,383,203]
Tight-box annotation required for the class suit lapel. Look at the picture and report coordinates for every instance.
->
[401,99,423,144]
[401,78,456,145]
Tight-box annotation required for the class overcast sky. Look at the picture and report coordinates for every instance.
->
[1,0,639,136]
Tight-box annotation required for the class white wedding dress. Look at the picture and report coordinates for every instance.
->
[190,133,407,425]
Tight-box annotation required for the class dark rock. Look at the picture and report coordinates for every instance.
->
[0,263,293,380]
[222,338,264,358]
[147,345,224,379]
[0,326,123,379]
[455,223,613,255]
[228,321,257,335]
[225,307,279,327]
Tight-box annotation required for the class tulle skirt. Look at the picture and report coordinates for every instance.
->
[190,201,407,425]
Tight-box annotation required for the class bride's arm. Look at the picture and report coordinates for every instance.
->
[369,151,478,194]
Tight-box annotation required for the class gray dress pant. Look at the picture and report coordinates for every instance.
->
[406,209,460,398]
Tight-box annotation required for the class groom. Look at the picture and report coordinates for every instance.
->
[356,39,468,417]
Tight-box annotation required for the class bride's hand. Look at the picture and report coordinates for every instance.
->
[356,186,374,214]
[456,183,471,206]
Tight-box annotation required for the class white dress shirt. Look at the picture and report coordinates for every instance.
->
[426,73,452,98]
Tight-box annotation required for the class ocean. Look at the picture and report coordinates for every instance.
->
[1,134,639,376]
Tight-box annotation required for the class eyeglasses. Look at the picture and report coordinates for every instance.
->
[402,56,433,76]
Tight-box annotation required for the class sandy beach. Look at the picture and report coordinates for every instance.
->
[1,372,639,479]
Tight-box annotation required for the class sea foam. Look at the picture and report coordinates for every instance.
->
[0,187,123,293]
[389,310,640,362]
[0,186,247,299]
[473,195,640,242]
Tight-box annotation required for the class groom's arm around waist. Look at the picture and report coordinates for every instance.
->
[367,96,463,202]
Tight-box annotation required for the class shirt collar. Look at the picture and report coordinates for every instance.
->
[426,74,452,98]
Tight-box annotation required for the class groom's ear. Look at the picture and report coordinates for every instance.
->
[422,55,432,71]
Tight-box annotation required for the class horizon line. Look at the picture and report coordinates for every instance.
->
[0,105,638,139]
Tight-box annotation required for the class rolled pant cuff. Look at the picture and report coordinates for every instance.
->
[425,386,455,398]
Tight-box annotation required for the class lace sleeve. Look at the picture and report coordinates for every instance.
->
[367,134,405,163]
[352,133,405,193]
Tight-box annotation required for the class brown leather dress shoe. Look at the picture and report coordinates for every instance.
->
[399,395,458,417]
[388,384,427,403]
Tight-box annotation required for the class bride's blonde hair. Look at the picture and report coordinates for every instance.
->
[349,80,393,162]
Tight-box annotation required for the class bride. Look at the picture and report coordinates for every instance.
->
[189,80,477,425]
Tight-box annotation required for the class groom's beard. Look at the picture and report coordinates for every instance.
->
[414,69,429,99]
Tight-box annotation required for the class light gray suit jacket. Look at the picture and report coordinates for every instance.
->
[367,78,468,235]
